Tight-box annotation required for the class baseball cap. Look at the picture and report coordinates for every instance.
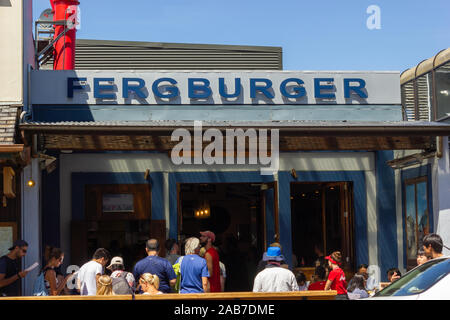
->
[200,231,216,243]
[8,240,28,251]
[107,256,124,270]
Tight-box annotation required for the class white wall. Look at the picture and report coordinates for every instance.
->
[21,159,41,296]
[0,0,23,105]
[436,137,450,256]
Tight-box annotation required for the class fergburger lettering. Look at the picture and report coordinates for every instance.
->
[67,76,368,100]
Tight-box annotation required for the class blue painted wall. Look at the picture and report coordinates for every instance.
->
[375,151,398,281]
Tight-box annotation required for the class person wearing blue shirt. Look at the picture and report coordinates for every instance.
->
[133,239,176,294]
[176,237,209,293]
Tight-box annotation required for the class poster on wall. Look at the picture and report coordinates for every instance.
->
[102,194,134,213]
[0,223,17,257]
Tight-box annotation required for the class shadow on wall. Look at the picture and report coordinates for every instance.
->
[0,0,11,6]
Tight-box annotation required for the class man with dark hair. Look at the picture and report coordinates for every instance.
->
[422,233,444,259]
[165,238,181,265]
[0,240,29,296]
[78,248,111,296]
[133,239,176,293]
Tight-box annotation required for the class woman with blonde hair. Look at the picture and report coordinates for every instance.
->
[96,275,113,295]
[139,273,163,295]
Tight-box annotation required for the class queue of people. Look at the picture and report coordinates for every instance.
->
[0,232,446,298]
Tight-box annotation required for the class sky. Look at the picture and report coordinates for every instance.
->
[32,0,450,72]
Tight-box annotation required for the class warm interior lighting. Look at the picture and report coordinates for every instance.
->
[27,180,35,187]
[195,200,211,219]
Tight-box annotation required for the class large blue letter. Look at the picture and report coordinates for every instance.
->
[94,78,116,99]
[219,78,241,98]
[280,78,306,98]
[314,78,335,99]
[152,78,179,98]
[67,77,87,98]
[123,78,147,99]
[250,78,274,99]
[188,78,212,99]
[344,78,368,99]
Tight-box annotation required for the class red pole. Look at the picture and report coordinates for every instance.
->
[52,0,80,70]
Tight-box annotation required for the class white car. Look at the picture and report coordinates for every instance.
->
[367,256,450,300]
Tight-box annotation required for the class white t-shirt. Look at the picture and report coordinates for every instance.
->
[78,260,103,296]
[253,266,299,292]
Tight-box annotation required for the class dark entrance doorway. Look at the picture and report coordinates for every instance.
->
[290,182,355,273]
[178,183,269,291]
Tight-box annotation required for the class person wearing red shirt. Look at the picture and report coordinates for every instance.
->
[308,265,327,291]
[324,251,348,300]
[199,231,221,292]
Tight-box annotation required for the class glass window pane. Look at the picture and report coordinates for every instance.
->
[405,184,417,260]
[416,182,429,245]
[435,62,450,120]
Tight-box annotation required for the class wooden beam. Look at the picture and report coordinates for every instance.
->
[0,145,24,153]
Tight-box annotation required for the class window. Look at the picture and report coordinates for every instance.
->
[435,61,450,120]
[404,177,430,269]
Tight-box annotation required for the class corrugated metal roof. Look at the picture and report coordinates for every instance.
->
[20,119,450,133]
[42,39,283,70]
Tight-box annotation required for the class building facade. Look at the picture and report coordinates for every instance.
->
[3,1,450,295]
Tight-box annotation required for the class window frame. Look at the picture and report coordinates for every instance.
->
[403,176,431,270]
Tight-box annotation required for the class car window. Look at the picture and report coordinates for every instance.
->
[374,258,450,297]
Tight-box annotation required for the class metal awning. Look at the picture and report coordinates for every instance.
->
[19,120,450,151]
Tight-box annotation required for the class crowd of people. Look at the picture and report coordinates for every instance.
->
[0,232,446,299]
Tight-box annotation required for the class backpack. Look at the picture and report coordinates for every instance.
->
[32,271,49,296]
[112,271,134,296]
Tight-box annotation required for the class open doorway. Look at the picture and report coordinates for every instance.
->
[178,183,267,291]
[290,182,355,272]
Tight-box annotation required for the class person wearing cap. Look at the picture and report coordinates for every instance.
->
[0,240,29,296]
[108,256,135,292]
[199,230,221,292]
[252,246,298,292]
[324,251,348,300]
